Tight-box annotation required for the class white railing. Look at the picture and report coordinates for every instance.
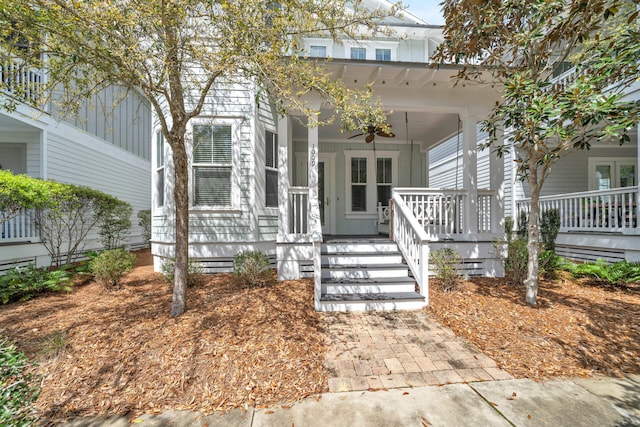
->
[478,189,494,234]
[1,58,43,104]
[391,192,429,303]
[288,187,308,235]
[394,188,466,237]
[1,208,39,243]
[516,187,639,233]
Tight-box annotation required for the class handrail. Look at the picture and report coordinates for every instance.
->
[391,191,430,303]
[517,186,639,232]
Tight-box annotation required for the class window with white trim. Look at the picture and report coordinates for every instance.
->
[192,124,232,207]
[309,45,327,57]
[351,47,366,60]
[375,48,391,61]
[351,157,367,211]
[265,130,278,207]
[155,131,165,207]
[345,151,399,216]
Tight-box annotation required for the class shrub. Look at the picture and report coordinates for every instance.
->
[504,216,515,243]
[90,249,136,289]
[430,247,463,292]
[137,209,152,247]
[505,238,528,286]
[539,249,563,280]
[540,208,560,251]
[517,209,529,239]
[161,258,203,287]
[98,201,132,250]
[233,250,271,288]
[0,338,40,426]
[564,259,640,287]
[0,263,72,304]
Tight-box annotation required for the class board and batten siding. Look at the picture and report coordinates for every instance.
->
[45,129,151,247]
[54,86,151,161]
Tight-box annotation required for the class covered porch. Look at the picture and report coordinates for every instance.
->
[274,60,505,311]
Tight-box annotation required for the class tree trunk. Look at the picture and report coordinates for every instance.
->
[170,134,189,316]
[524,167,540,306]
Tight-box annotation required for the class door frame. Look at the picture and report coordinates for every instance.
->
[319,153,336,235]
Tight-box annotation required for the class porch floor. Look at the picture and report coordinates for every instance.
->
[323,234,391,243]
[323,310,512,392]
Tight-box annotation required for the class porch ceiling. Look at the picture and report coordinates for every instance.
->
[292,60,501,148]
[0,111,40,133]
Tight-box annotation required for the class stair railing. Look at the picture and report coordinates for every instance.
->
[391,191,430,304]
[308,189,323,310]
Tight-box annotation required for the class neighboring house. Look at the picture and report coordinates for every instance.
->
[151,0,505,311]
[430,73,640,264]
[0,60,152,271]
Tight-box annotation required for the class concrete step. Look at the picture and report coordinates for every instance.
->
[322,277,416,294]
[321,263,410,279]
[318,291,426,312]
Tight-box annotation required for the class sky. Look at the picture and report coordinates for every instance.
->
[401,0,444,25]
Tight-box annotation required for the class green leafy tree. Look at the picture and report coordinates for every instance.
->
[0,0,398,315]
[0,170,62,225]
[436,0,640,305]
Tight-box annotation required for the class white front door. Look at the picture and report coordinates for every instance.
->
[318,153,336,235]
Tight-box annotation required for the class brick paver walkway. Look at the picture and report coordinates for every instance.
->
[323,310,513,392]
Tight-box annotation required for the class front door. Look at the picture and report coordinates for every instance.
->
[318,153,336,235]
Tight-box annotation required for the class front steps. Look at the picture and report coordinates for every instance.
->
[318,239,426,312]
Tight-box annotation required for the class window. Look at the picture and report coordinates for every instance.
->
[375,48,391,61]
[155,131,165,207]
[192,124,232,207]
[345,151,398,216]
[351,157,367,211]
[265,130,278,207]
[309,45,327,58]
[589,158,637,191]
[377,158,392,206]
[350,47,366,60]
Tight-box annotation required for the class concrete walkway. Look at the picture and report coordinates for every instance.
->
[323,310,512,392]
[62,375,640,426]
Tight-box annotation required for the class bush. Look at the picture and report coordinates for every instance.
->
[137,209,152,247]
[540,208,560,251]
[504,216,515,243]
[233,250,271,288]
[539,249,563,280]
[563,259,640,287]
[0,338,40,426]
[517,209,528,239]
[505,238,528,286]
[161,258,203,287]
[90,249,136,289]
[430,247,463,292]
[98,201,132,250]
[0,263,72,304]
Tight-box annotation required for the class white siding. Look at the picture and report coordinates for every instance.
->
[46,130,151,246]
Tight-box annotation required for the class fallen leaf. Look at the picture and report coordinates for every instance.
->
[402,391,410,395]
[421,416,432,426]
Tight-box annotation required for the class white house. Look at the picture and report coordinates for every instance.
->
[0,61,152,271]
[430,74,640,264]
[151,1,506,311]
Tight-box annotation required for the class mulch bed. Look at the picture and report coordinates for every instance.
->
[2,250,640,423]
[427,276,640,380]
[0,250,327,423]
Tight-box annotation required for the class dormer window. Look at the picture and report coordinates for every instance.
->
[350,47,366,60]
[376,48,391,61]
[309,45,327,58]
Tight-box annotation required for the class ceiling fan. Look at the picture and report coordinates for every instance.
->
[348,124,395,143]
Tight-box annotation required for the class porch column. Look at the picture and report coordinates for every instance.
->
[277,115,292,242]
[636,125,640,232]
[490,126,505,234]
[308,119,320,240]
[461,114,478,235]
